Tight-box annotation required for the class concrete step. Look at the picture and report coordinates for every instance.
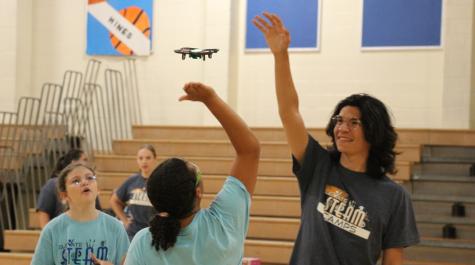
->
[412,175,475,197]
[423,146,475,163]
[132,126,330,142]
[132,126,475,146]
[4,230,40,252]
[30,191,303,225]
[416,215,475,225]
[244,239,293,264]
[94,155,412,181]
[405,238,475,264]
[113,139,293,159]
[95,154,293,177]
[413,163,472,177]
[97,173,301,197]
[0,253,32,265]
[418,223,475,240]
[412,194,475,218]
[112,139,421,162]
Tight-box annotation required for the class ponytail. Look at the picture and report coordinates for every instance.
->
[147,158,199,252]
[149,214,181,251]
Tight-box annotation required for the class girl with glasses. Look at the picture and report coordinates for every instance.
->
[253,12,419,265]
[124,82,260,265]
[36,149,102,229]
[32,163,129,265]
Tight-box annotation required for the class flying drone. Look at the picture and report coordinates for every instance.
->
[174,47,219,61]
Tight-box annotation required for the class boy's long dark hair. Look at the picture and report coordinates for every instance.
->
[325,94,398,178]
[147,158,198,252]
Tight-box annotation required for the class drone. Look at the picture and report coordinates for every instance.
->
[174,47,219,61]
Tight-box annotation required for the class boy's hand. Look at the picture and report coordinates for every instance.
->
[179,82,217,104]
[252,12,290,55]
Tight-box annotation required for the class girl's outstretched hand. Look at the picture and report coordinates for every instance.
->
[179,82,217,103]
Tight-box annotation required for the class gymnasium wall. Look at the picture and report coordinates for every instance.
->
[0,0,19,111]
[2,0,474,128]
[471,2,475,128]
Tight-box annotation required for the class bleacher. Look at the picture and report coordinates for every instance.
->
[2,126,474,265]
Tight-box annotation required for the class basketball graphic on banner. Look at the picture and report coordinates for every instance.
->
[109,6,151,55]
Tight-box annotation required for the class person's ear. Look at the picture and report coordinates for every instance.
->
[59,191,69,204]
[195,185,203,199]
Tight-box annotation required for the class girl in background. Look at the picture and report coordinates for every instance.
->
[110,144,157,240]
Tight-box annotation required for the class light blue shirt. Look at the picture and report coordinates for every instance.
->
[31,211,130,265]
[125,176,251,265]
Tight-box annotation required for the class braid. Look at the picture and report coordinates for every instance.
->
[147,158,197,252]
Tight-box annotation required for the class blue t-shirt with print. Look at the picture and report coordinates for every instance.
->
[31,211,130,265]
[124,176,251,265]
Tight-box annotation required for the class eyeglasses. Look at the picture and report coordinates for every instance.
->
[331,115,362,129]
[68,175,97,186]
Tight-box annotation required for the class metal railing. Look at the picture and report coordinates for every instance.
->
[0,58,142,230]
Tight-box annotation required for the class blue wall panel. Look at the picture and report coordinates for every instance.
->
[245,0,319,50]
[362,0,442,48]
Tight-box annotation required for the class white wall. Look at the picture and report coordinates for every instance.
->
[472,2,475,128]
[442,0,474,128]
[0,0,18,112]
[4,0,475,129]
[237,0,461,128]
[29,0,231,125]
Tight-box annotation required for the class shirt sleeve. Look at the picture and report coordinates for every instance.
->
[31,227,54,265]
[208,177,251,237]
[36,179,58,217]
[124,229,146,265]
[114,222,130,265]
[382,188,420,249]
[115,176,134,203]
[292,134,331,195]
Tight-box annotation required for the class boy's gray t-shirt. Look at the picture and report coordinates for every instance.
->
[290,136,419,265]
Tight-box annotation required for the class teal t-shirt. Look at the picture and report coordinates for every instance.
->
[32,211,130,265]
[125,176,251,265]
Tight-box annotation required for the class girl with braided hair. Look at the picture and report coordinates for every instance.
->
[124,82,260,265]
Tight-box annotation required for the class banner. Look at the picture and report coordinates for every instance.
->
[87,0,153,56]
